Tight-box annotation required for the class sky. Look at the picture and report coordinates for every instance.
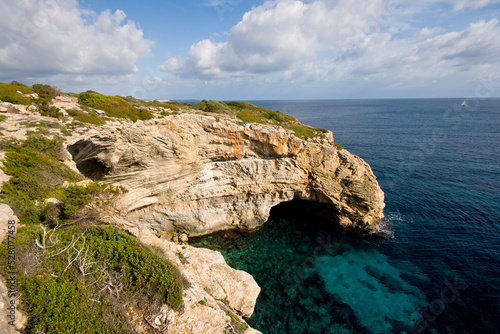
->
[1,0,500,100]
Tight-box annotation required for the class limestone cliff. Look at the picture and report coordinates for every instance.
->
[0,93,385,333]
[67,113,385,236]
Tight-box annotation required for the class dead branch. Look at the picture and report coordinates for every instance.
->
[62,235,86,274]
[34,225,59,250]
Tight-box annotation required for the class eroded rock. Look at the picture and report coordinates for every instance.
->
[67,113,385,235]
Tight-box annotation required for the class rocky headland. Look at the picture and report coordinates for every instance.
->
[67,113,385,237]
[0,85,385,333]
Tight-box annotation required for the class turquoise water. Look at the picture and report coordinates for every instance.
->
[190,99,500,333]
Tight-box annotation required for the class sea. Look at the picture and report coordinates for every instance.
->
[189,99,500,334]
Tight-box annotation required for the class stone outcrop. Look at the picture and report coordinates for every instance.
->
[68,113,385,236]
[0,98,385,333]
[129,227,261,334]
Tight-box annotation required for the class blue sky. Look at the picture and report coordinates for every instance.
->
[1,0,500,100]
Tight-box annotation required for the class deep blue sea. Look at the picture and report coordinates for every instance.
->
[190,99,500,334]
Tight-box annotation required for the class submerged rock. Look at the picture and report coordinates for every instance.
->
[67,114,385,236]
[224,231,242,240]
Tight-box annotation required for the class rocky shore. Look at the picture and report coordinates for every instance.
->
[0,94,385,333]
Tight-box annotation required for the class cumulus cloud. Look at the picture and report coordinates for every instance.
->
[453,0,500,11]
[161,0,500,88]
[161,0,392,79]
[347,19,500,80]
[0,0,154,78]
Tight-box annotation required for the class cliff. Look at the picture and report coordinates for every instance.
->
[0,88,385,333]
[68,113,385,237]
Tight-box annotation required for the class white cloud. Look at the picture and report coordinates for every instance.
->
[0,0,154,78]
[453,0,500,11]
[161,0,392,79]
[348,19,500,80]
[161,0,500,94]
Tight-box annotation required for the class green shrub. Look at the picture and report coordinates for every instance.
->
[84,226,184,309]
[285,124,320,139]
[236,109,265,124]
[0,224,184,333]
[0,135,82,224]
[194,99,230,113]
[74,113,104,125]
[61,128,72,136]
[55,182,126,219]
[26,225,185,309]
[29,84,61,118]
[0,115,6,122]
[33,120,62,129]
[10,80,29,87]
[67,108,105,125]
[20,276,116,334]
[32,83,59,99]
[0,82,33,105]
[231,101,298,125]
[335,143,344,150]
[78,91,153,122]
[38,104,63,118]
[163,103,180,111]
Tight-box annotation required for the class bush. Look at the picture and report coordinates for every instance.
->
[32,83,59,99]
[163,103,180,111]
[20,276,116,334]
[84,226,184,309]
[55,182,126,219]
[67,108,105,125]
[194,99,230,113]
[0,135,82,224]
[0,82,33,105]
[0,225,184,332]
[10,80,29,87]
[78,91,153,122]
[38,104,63,118]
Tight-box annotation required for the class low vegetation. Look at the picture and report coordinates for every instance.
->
[0,135,81,224]
[32,83,63,118]
[0,82,34,105]
[66,108,105,125]
[1,80,328,139]
[192,99,329,139]
[0,224,184,333]
[78,91,153,122]
[0,134,184,333]
[122,96,184,112]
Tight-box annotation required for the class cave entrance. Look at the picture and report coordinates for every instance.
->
[67,140,113,181]
[269,198,343,233]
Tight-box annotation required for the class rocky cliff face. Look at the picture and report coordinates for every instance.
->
[0,97,385,333]
[68,113,385,236]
